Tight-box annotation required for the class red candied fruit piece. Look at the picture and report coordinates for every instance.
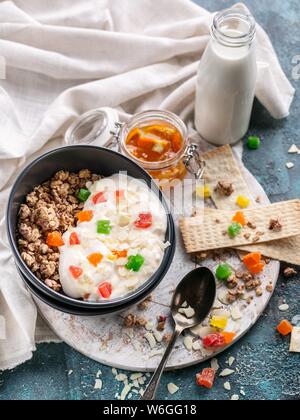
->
[196,368,216,389]
[134,212,153,229]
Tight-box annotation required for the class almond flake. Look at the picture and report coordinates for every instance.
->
[115,373,127,382]
[219,369,235,377]
[228,356,235,367]
[179,306,195,318]
[286,162,295,169]
[224,381,231,391]
[210,358,220,372]
[154,331,163,343]
[231,306,242,321]
[120,384,131,400]
[183,336,193,351]
[94,379,103,390]
[278,304,289,312]
[167,383,179,395]
[288,144,299,154]
[130,373,143,381]
[145,322,154,331]
[192,341,202,351]
[289,327,300,353]
[144,332,156,348]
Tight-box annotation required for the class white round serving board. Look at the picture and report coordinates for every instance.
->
[35,158,280,371]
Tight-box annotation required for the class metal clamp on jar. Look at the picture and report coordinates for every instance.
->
[65,108,205,185]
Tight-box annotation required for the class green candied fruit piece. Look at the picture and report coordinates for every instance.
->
[97,220,112,235]
[216,264,232,282]
[228,222,242,238]
[125,254,145,272]
[247,136,261,150]
[77,188,91,202]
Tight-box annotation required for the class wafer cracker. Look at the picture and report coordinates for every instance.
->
[202,145,255,210]
[236,237,300,266]
[201,145,300,265]
[180,200,300,253]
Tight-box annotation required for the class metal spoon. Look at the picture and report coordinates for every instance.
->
[141,266,216,400]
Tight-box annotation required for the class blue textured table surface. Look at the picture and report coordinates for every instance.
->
[1,0,299,401]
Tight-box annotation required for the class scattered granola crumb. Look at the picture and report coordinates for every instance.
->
[255,196,261,203]
[231,394,240,400]
[269,218,282,232]
[137,295,152,310]
[247,221,256,230]
[123,314,136,328]
[266,284,273,293]
[255,287,263,297]
[246,296,254,305]
[243,233,251,240]
[215,181,234,196]
[227,275,238,289]
[283,267,297,278]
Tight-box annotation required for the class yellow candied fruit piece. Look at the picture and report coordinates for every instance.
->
[196,184,211,199]
[107,254,118,261]
[236,195,251,209]
[210,316,228,330]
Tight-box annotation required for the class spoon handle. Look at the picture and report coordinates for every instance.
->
[141,327,182,400]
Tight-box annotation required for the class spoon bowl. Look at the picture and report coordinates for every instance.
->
[141,266,216,400]
[172,267,217,330]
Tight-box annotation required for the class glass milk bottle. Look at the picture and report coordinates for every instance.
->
[195,8,257,145]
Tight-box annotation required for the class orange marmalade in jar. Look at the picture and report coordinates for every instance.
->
[119,110,188,186]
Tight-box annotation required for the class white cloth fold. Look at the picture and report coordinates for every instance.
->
[0,0,294,371]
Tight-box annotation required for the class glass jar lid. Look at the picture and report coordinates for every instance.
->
[64,107,119,147]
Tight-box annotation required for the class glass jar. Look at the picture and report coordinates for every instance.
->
[195,7,257,145]
[118,110,190,186]
[65,108,204,186]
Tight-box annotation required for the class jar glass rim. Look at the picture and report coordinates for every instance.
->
[211,7,256,47]
[120,109,188,170]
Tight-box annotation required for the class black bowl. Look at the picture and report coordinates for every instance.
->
[7,146,176,316]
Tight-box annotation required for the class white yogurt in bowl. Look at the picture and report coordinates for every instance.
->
[59,174,168,301]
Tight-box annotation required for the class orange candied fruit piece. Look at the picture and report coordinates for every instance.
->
[46,231,64,247]
[221,331,236,344]
[232,211,247,226]
[137,135,155,150]
[76,210,94,223]
[243,252,262,267]
[171,131,183,153]
[87,253,103,267]
[112,249,128,259]
[126,127,142,144]
[277,320,293,336]
[248,262,265,275]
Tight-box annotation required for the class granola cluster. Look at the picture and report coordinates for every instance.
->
[17,169,100,292]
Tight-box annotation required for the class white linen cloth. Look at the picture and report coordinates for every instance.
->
[0,0,294,371]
